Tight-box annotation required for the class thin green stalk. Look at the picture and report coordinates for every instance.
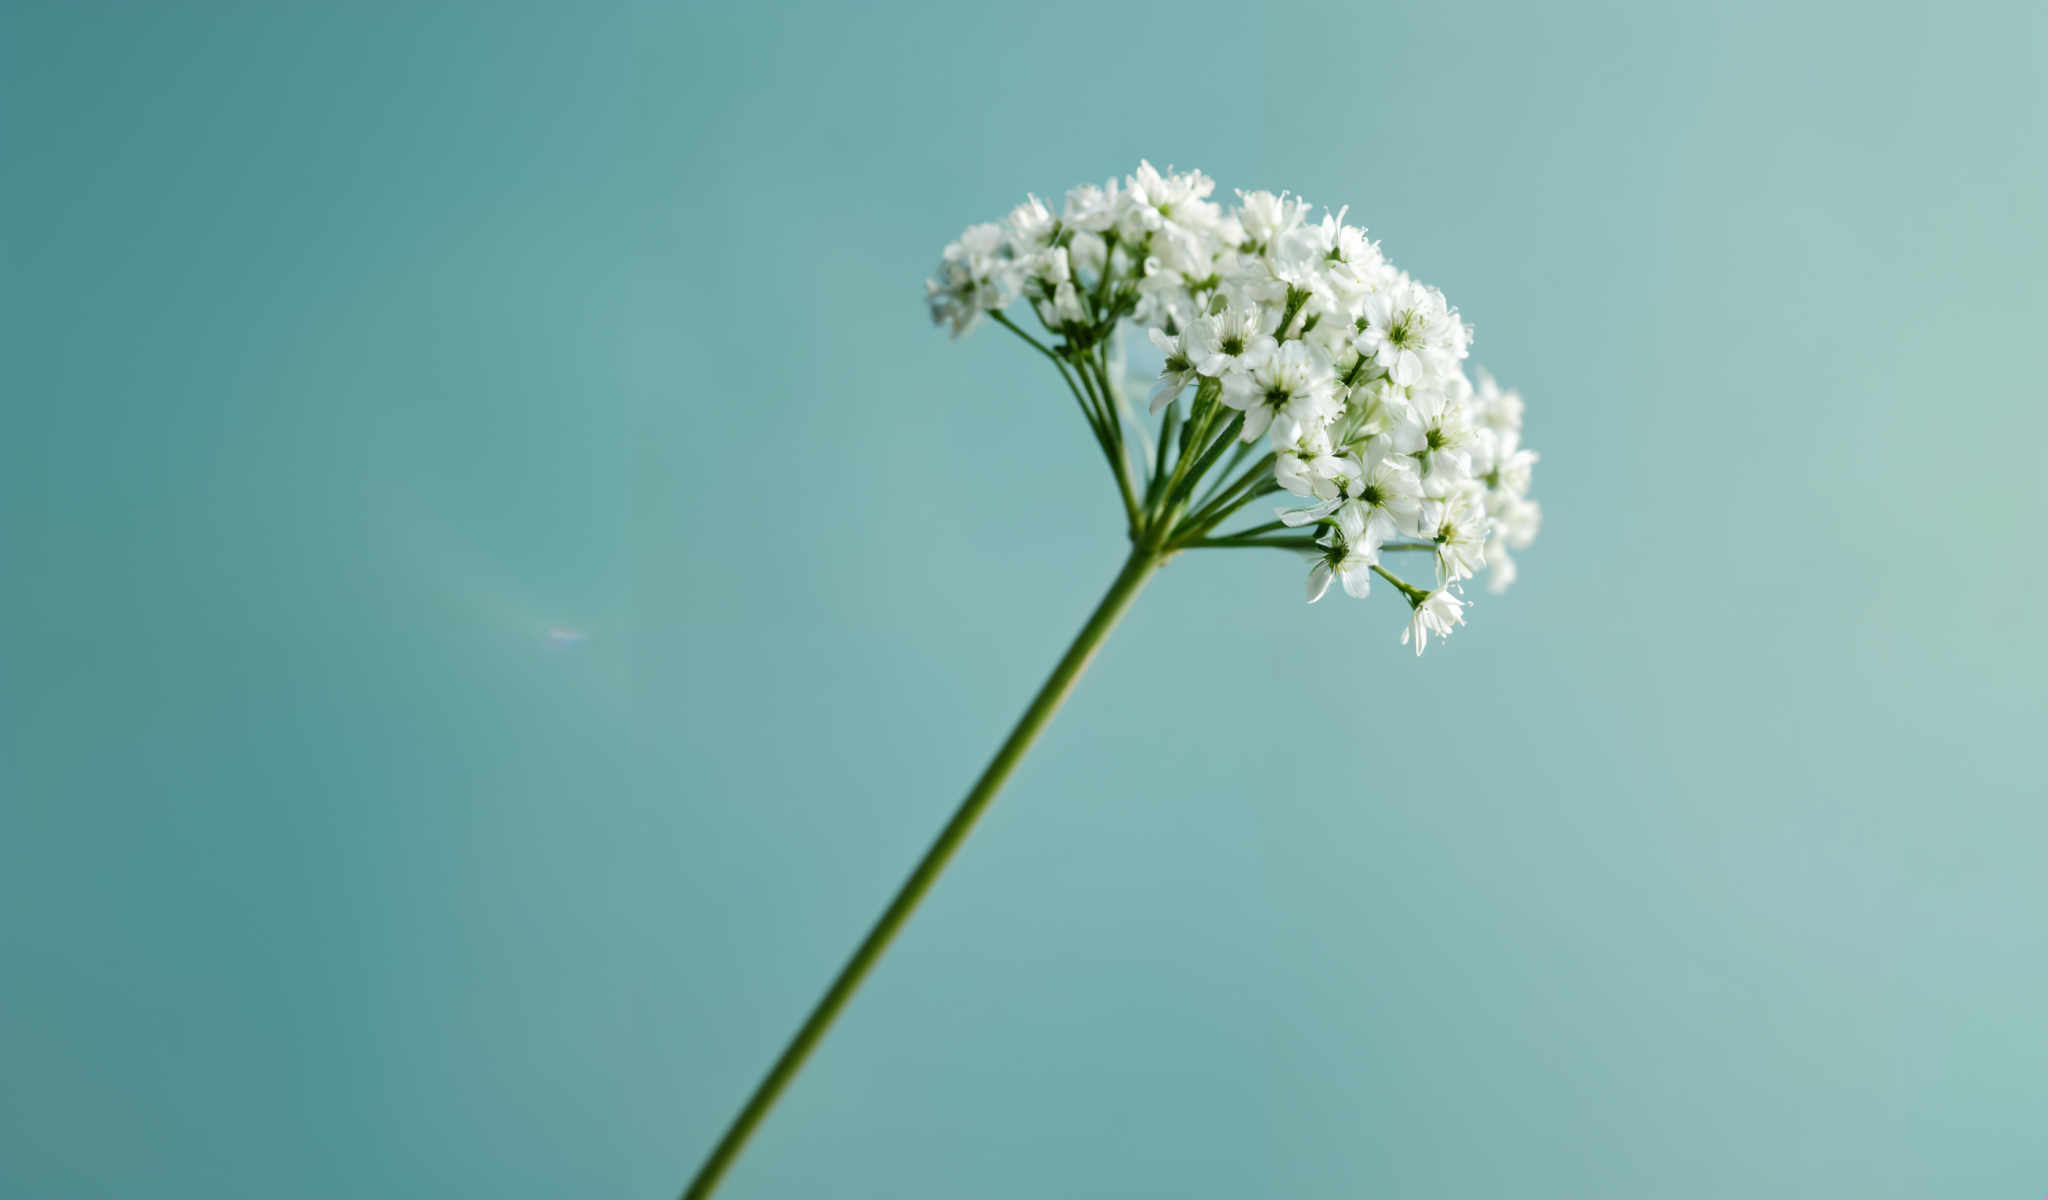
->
[1146,400,1182,509]
[1156,411,1246,526]
[1219,518,1287,540]
[1090,234,1118,314]
[1176,413,1245,500]
[1371,562,1430,603]
[680,547,1163,1200]
[1066,337,1114,430]
[991,312,1137,530]
[1072,359,1142,532]
[1192,441,1257,509]
[1175,459,1278,542]
[1182,535,1318,550]
[1151,379,1219,522]
[991,313,1105,438]
[1095,350,1134,452]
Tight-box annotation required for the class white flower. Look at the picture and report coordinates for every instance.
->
[1482,430,1537,496]
[1335,377,1403,446]
[1333,454,1424,550]
[1354,280,1468,388]
[1402,590,1466,655]
[1221,340,1337,442]
[1470,369,1525,435]
[1395,387,1477,480]
[924,222,1021,337]
[1147,326,1200,412]
[1006,194,1058,250]
[1185,304,1276,378]
[1272,420,1341,497]
[1066,230,1108,276]
[1418,490,1489,585]
[1036,280,1087,329]
[1235,189,1311,253]
[1062,180,1119,232]
[1491,492,1542,550]
[1306,535,1376,603]
[1121,161,1222,250]
[1483,539,1519,594]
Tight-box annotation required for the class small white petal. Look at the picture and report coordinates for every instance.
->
[1305,562,1333,603]
[1278,499,1339,527]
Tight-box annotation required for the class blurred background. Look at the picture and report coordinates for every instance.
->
[5,1,2044,1196]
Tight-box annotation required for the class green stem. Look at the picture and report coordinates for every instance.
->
[991,311,1137,532]
[1371,562,1430,604]
[1083,349,1144,533]
[1192,441,1256,509]
[1090,233,1118,314]
[1166,412,1244,510]
[1174,454,1276,541]
[1182,535,1317,550]
[679,547,1163,1200]
[1146,400,1182,509]
[1220,519,1288,540]
[1152,379,1219,522]
[988,310,1059,363]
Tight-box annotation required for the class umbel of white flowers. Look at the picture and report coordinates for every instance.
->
[681,165,1548,1200]
[926,161,1541,654]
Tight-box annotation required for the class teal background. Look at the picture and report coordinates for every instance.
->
[5,1,2044,1196]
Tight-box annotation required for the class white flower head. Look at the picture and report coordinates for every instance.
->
[1402,590,1466,655]
[1147,326,1200,412]
[1272,420,1342,498]
[1036,279,1087,330]
[928,163,1541,654]
[1062,180,1120,233]
[1221,340,1337,442]
[1484,538,1519,594]
[1007,194,1058,250]
[1419,490,1489,585]
[1339,453,1424,548]
[924,222,1023,337]
[1470,369,1525,435]
[1491,493,1542,550]
[1306,534,1376,603]
[1354,279,1469,388]
[1121,161,1222,249]
[1397,387,1478,480]
[1476,433,1537,501]
[1186,303,1276,378]
[1235,189,1312,253]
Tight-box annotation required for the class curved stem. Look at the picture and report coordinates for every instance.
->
[1081,352,1144,533]
[1371,562,1430,604]
[1151,380,1219,523]
[1162,412,1244,515]
[680,547,1163,1199]
[990,311,1139,532]
[988,310,1059,363]
[1175,454,1277,541]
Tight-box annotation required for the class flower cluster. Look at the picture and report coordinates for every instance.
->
[926,162,1540,654]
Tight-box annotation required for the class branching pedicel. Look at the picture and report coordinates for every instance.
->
[928,161,1540,649]
[680,164,1540,1198]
